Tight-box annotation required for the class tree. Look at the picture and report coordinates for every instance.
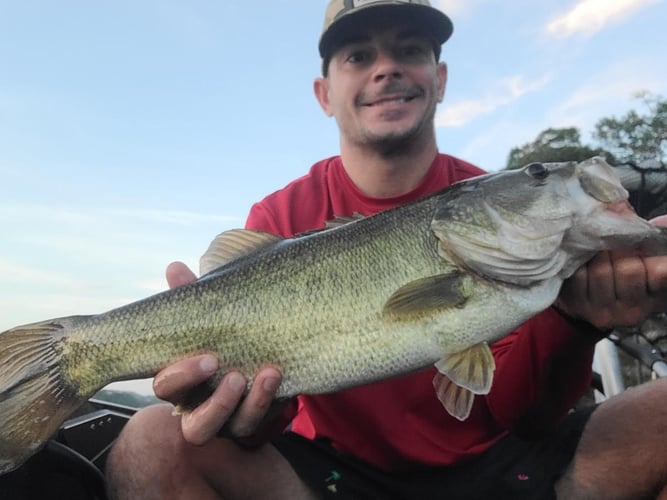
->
[503,94,667,218]
[505,127,610,170]
[593,92,667,166]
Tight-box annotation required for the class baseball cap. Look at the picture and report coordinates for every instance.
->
[319,0,453,60]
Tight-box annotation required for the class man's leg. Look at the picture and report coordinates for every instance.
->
[105,404,317,500]
[555,378,667,499]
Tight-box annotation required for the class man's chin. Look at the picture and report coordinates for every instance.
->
[364,129,424,156]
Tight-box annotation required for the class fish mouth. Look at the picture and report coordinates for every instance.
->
[604,199,638,217]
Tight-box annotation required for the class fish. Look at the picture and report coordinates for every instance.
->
[1,156,666,475]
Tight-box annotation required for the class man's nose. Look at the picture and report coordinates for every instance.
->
[371,50,402,82]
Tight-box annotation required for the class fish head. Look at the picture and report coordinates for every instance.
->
[431,156,663,285]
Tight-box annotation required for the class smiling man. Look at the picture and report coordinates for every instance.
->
[316,19,446,156]
[106,1,667,499]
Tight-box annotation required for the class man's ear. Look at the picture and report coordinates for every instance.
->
[437,62,448,103]
[314,77,334,117]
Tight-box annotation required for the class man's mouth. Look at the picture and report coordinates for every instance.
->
[363,95,416,107]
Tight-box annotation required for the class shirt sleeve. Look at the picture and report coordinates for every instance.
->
[245,201,284,235]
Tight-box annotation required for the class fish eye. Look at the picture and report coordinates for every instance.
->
[525,163,549,180]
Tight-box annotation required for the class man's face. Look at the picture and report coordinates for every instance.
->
[315,21,447,150]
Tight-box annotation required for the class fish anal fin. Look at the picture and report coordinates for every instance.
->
[383,272,467,318]
[200,229,282,276]
[434,343,495,395]
[432,372,475,421]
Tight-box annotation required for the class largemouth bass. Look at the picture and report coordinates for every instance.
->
[1,157,666,474]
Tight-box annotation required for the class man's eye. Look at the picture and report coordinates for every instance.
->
[398,45,427,59]
[404,46,422,55]
[347,51,370,64]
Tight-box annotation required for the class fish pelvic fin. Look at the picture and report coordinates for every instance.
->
[0,318,86,475]
[432,373,475,421]
[433,343,495,421]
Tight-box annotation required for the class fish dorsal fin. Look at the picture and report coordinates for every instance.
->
[383,272,468,318]
[434,343,495,395]
[200,229,282,275]
[432,372,475,421]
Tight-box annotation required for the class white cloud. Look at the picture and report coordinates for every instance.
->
[450,56,666,172]
[546,0,662,38]
[545,58,665,135]
[436,75,551,127]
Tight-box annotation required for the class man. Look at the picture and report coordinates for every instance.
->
[106,1,667,498]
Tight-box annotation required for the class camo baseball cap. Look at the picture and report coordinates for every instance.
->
[319,0,453,60]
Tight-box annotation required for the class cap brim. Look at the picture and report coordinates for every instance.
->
[319,4,453,59]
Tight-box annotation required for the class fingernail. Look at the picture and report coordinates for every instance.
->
[227,372,246,393]
[199,355,218,373]
[263,376,280,393]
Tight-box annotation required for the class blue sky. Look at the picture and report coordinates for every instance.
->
[1,0,666,393]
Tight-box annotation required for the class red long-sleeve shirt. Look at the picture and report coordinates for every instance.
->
[245,154,601,471]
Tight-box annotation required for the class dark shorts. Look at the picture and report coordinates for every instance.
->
[273,405,597,500]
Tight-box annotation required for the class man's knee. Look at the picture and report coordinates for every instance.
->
[106,405,182,486]
[112,404,179,454]
[106,404,316,500]
[557,379,667,499]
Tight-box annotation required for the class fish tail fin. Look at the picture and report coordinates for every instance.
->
[0,317,88,474]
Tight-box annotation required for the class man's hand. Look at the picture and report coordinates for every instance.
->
[557,216,667,330]
[152,261,288,446]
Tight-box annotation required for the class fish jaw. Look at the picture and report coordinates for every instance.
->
[561,159,664,267]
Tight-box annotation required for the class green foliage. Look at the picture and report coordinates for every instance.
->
[505,127,611,170]
[505,92,666,169]
[593,91,667,165]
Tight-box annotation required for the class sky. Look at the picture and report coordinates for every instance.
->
[1,0,666,395]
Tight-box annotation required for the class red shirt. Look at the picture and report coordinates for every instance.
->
[246,154,600,471]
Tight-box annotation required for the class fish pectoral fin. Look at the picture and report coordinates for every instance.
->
[382,272,467,317]
[432,372,475,421]
[434,343,495,395]
[200,229,283,276]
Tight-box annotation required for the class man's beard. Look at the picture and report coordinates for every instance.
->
[362,106,436,158]
[368,129,421,157]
